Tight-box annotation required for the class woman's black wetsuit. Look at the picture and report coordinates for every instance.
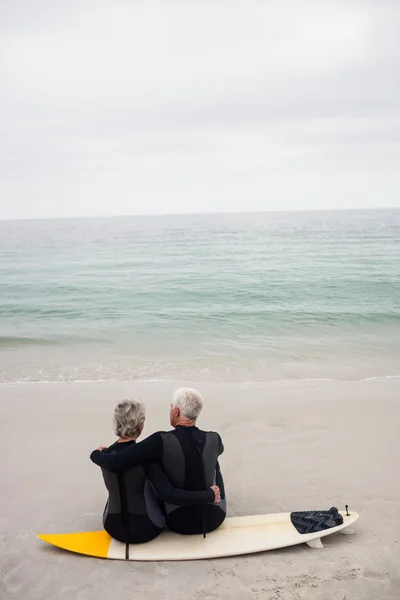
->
[98,440,215,544]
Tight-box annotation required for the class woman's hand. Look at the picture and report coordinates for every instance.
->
[211,485,221,504]
[97,446,106,452]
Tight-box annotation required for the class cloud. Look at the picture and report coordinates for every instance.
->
[0,0,399,218]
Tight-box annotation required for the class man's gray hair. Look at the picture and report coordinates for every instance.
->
[172,387,203,421]
[113,398,145,438]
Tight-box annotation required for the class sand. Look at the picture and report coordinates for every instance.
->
[0,379,399,600]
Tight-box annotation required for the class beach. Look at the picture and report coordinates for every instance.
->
[2,0,400,593]
[1,210,399,598]
[1,378,399,599]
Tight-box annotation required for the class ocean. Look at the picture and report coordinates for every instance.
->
[0,209,399,383]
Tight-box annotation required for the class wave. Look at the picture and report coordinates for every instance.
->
[0,336,58,347]
[1,375,399,385]
[0,335,110,347]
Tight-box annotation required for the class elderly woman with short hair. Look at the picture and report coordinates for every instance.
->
[96,398,219,544]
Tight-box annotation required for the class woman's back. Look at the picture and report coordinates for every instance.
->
[101,441,165,544]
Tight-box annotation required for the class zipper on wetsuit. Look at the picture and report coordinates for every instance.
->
[118,472,130,558]
[193,430,208,539]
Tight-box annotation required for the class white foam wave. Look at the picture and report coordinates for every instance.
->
[1,374,399,385]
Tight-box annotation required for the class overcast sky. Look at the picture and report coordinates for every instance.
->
[0,0,399,219]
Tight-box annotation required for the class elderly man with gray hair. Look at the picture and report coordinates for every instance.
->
[91,388,226,536]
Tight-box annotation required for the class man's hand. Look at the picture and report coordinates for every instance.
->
[97,446,106,452]
[211,485,220,504]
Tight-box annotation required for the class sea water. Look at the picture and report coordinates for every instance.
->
[0,209,399,383]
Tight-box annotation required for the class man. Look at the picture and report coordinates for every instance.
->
[91,388,226,535]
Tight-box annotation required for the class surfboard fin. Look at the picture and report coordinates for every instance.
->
[306,538,324,549]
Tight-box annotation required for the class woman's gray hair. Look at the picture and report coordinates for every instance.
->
[113,398,145,438]
[172,388,203,421]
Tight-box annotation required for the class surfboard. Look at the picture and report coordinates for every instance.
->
[38,510,359,560]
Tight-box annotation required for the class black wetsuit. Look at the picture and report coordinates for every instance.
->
[95,440,214,544]
[91,426,226,535]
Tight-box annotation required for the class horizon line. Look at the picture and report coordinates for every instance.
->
[0,206,398,223]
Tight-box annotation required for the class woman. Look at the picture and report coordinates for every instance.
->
[93,398,220,544]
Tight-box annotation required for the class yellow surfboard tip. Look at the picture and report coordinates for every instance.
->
[38,530,111,558]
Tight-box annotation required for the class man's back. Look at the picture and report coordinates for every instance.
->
[160,425,226,534]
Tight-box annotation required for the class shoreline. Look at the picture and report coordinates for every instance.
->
[0,373,400,386]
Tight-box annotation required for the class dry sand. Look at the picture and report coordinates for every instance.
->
[1,379,399,600]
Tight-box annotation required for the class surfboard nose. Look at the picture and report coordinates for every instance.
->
[38,531,111,558]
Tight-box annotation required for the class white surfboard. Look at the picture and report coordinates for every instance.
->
[38,510,359,561]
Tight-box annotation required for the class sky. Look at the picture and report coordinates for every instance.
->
[0,0,399,220]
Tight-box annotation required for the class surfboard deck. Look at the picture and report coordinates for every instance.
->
[38,511,359,561]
